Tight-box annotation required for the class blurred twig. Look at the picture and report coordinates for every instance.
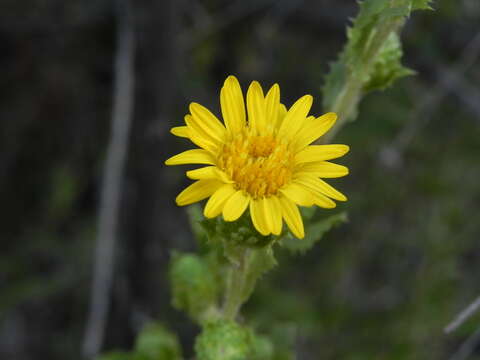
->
[445,295,480,334]
[82,0,135,358]
[448,325,480,360]
[379,32,480,168]
[439,64,480,120]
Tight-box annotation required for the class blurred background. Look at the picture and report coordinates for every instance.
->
[1,0,480,359]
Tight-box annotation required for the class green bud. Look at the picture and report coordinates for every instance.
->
[134,323,182,360]
[169,253,218,323]
[195,320,253,360]
[96,351,132,360]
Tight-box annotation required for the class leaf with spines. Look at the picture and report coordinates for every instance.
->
[412,0,434,10]
[363,32,416,92]
[322,0,434,125]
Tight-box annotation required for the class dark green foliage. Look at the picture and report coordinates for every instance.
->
[280,212,348,254]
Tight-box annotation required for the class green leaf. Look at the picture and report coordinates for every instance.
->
[322,60,348,114]
[412,0,434,10]
[322,0,432,131]
[242,247,277,302]
[280,212,348,254]
[363,32,416,92]
[134,323,182,360]
[169,253,219,323]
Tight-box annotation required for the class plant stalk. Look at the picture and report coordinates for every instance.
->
[222,248,252,320]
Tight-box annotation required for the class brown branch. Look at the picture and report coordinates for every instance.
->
[448,325,480,360]
[82,0,135,358]
[445,295,480,334]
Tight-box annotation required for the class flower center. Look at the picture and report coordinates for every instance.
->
[218,130,295,199]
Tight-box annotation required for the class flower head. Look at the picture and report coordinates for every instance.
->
[165,76,349,239]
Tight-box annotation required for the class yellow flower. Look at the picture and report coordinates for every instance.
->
[165,76,349,239]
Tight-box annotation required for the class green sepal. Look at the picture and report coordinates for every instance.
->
[280,212,348,254]
[169,252,219,323]
[133,323,182,360]
[202,211,277,250]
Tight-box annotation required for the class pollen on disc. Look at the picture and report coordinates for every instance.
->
[218,130,295,199]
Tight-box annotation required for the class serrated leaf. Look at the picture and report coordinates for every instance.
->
[322,0,432,127]
[322,60,347,115]
[412,0,434,10]
[363,32,416,92]
[280,212,348,254]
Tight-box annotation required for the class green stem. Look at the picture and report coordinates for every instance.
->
[322,13,404,143]
[322,78,362,143]
[222,248,252,320]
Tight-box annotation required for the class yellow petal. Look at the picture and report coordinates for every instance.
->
[165,149,215,165]
[278,196,304,239]
[265,84,280,128]
[186,166,232,183]
[222,190,250,221]
[220,75,246,133]
[312,192,337,209]
[250,198,270,236]
[279,183,315,206]
[296,161,349,178]
[204,184,236,218]
[277,95,313,139]
[185,114,219,154]
[246,81,266,134]
[293,112,337,151]
[294,175,347,202]
[295,144,350,164]
[170,126,189,138]
[263,197,282,235]
[276,103,287,129]
[189,102,226,143]
[176,180,223,206]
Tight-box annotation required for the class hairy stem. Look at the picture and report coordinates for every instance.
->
[222,248,252,320]
[322,8,404,143]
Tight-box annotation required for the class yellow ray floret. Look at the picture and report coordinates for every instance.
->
[165,75,349,239]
